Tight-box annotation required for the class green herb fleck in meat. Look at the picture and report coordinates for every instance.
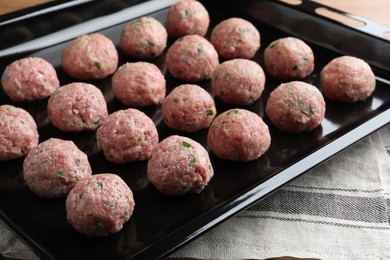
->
[56,170,65,178]
[173,98,179,103]
[201,73,210,81]
[181,141,192,148]
[75,158,81,166]
[180,9,188,19]
[94,61,101,70]
[97,181,104,190]
[197,46,204,54]
[93,216,101,224]
[145,40,155,46]
[79,192,84,199]
[268,41,279,49]
[308,105,315,115]
[292,65,299,71]
[227,109,238,115]
[206,109,214,116]
[109,201,116,209]
[189,158,196,167]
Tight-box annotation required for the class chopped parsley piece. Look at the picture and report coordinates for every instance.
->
[94,61,101,70]
[145,40,155,46]
[189,158,196,167]
[79,192,84,199]
[75,158,81,166]
[56,170,65,178]
[97,181,104,190]
[227,109,238,115]
[180,9,188,19]
[201,73,210,81]
[308,105,315,115]
[109,201,116,208]
[173,98,179,103]
[197,46,204,54]
[268,41,279,49]
[93,216,101,224]
[292,65,299,71]
[181,141,192,148]
[206,109,214,116]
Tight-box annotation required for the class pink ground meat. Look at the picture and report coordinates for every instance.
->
[112,62,166,107]
[207,109,270,161]
[264,37,315,80]
[320,56,376,103]
[47,82,108,132]
[147,135,214,196]
[162,84,216,132]
[120,16,167,59]
[210,17,260,60]
[0,105,39,161]
[23,138,92,198]
[211,59,266,105]
[166,34,219,82]
[62,33,118,80]
[96,108,158,163]
[66,173,135,237]
[266,81,326,133]
[1,57,59,102]
[165,0,210,38]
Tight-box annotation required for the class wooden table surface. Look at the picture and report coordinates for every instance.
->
[0,0,389,26]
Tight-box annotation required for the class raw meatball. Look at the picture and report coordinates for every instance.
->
[23,138,92,198]
[0,105,39,161]
[264,37,314,80]
[266,81,325,133]
[162,84,216,132]
[112,62,166,107]
[147,135,213,196]
[207,109,270,161]
[166,34,219,82]
[1,57,59,102]
[120,16,167,59]
[210,17,260,60]
[47,82,108,132]
[320,56,376,103]
[211,59,265,105]
[62,33,118,80]
[96,108,158,163]
[165,0,210,38]
[66,173,135,237]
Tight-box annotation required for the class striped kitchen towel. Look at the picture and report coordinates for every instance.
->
[171,125,390,260]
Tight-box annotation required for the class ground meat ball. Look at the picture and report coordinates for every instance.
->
[112,62,166,107]
[266,81,325,133]
[320,56,376,103]
[211,59,265,105]
[66,173,135,237]
[165,0,210,38]
[162,84,216,132]
[120,16,167,59]
[23,138,92,198]
[207,109,270,161]
[1,57,59,102]
[62,33,118,80]
[147,135,213,196]
[96,108,158,163]
[0,105,39,161]
[47,82,108,132]
[264,37,314,80]
[166,35,219,82]
[210,17,260,60]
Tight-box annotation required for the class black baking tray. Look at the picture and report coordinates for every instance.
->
[1,0,390,259]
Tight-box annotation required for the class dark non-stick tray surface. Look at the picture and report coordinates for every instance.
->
[1,0,390,259]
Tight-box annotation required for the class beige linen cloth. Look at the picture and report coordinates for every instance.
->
[1,125,390,259]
